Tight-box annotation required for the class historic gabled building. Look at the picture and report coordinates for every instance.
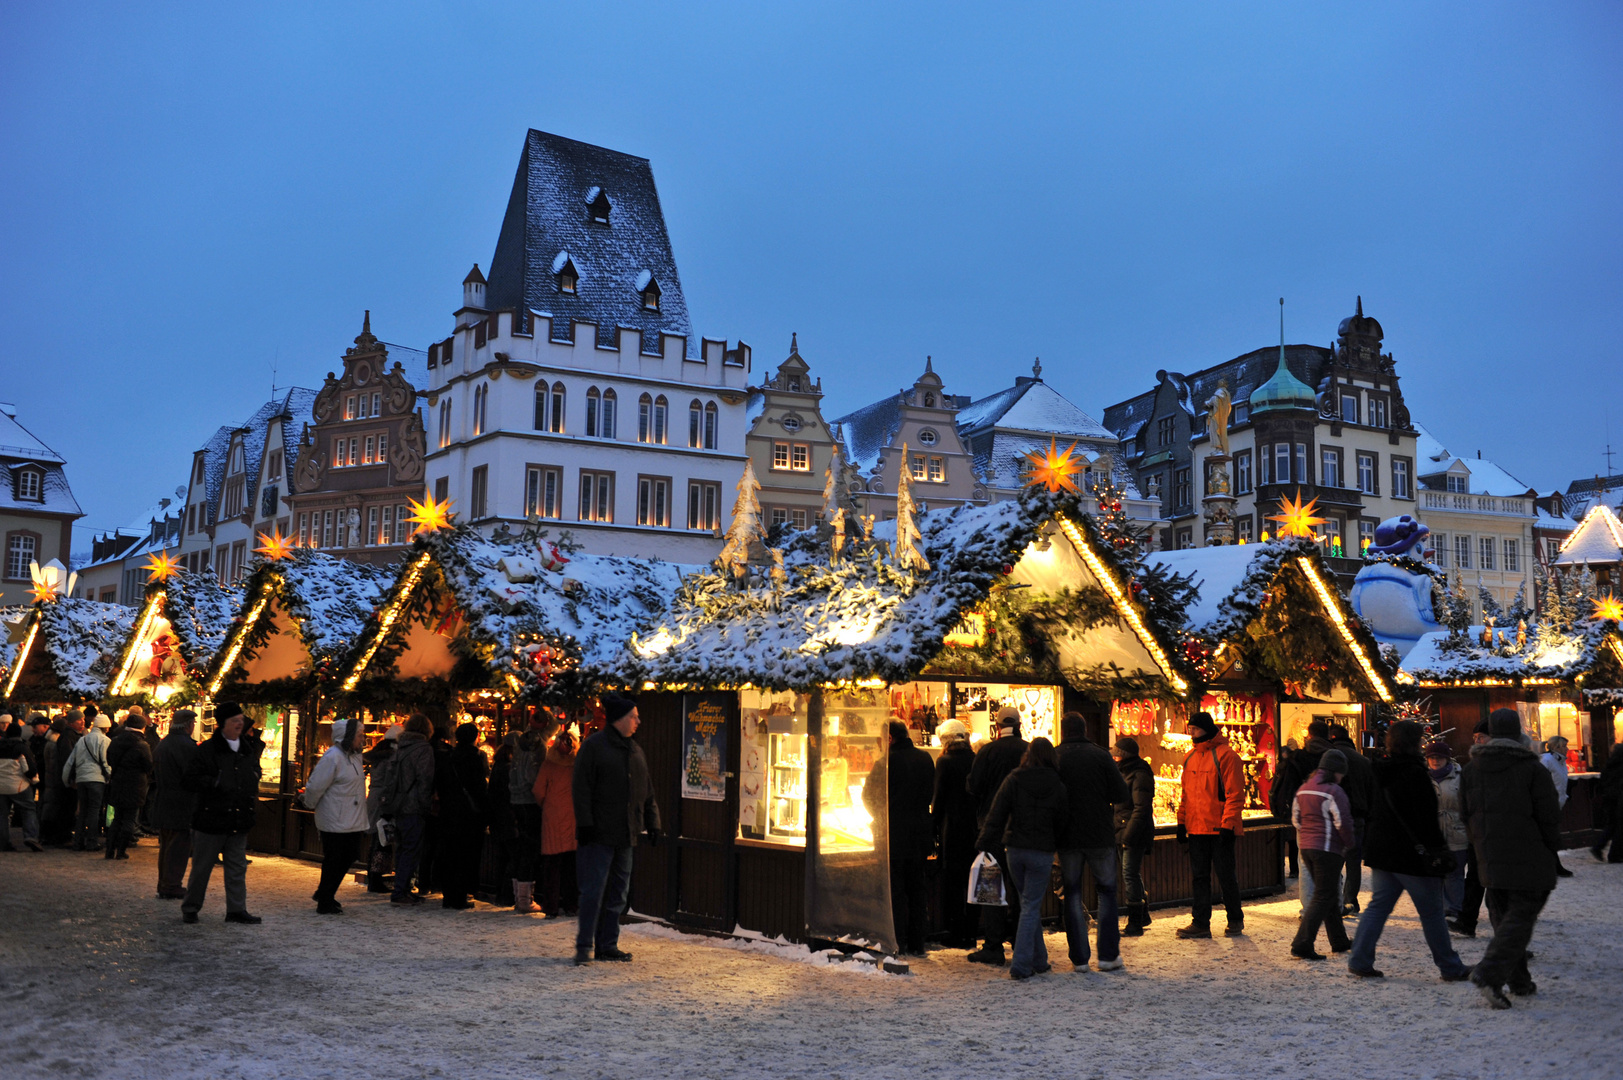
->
[1103,299,1420,584]
[744,335,840,531]
[286,314,430,565]
[832,359,982,520]
[1413,427,1536,619]
[0,404,84,606]
[73,495,185,605]
[424,130,750,561]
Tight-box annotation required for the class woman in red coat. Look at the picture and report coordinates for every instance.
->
[532,730,579,917]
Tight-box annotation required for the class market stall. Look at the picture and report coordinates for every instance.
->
[3,595,138,714]
[201,545,395,855]
[105,564,242,719]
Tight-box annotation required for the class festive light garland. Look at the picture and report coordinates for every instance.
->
[1294,555,1394,702]
[341,550,432,692]
[2,616,40,699]
[1057,516,1188,694]
[206,590,272,698]
[112,591,166,697]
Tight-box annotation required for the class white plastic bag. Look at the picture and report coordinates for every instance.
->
[967,851,1006,906]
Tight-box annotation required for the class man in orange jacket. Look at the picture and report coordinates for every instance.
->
[1176,711,1247,939]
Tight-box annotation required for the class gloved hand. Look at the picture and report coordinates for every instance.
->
[1218,827,1234,841]
[645,827,660,847]
[1175,824,1188,845]
[576,825,593,847]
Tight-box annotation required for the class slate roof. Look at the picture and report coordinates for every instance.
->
[1414,426,1536,497]
[1102,345,1329,443]
[956,377,1117,489]
[0,410,82,517]
[381,342,429,396]
[486,130,692,354]
[0,409,65,463]
[831,394,904,474]
[198,389,317,525]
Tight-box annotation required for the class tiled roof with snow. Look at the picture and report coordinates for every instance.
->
[160,572,244,669]
[1102,345,1326,442]
[382,343,429,395]
[0,410,66,464]
[486,130,693,353]
[0,461,82,517]
[831,394,905,475]
[956,379,1115,441]
[1553,504,1623,566]
[1414,426,1535,497]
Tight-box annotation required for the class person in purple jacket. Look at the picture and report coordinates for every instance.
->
[1290,749,1355,959]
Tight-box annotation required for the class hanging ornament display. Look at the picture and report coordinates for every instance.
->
[1023,437,1084,493]
[405,494,456,535]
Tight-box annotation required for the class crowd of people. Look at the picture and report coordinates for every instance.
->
[5,693,1622,1005]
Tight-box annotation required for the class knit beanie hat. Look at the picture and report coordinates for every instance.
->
[1318,749,1349,776]
[602,694,637,724]
[1488,708,1521,739]
[1114,736,1140,757]
[1187,711,1218,737]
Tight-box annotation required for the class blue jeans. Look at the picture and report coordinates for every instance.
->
[1006,848,1053,977]
[576,843,634,952]
[3,790,39,847]
[1347,869,1468,976]
[390,814,426,900]
[1442,849,1468,917]
[1059,846,1119,966]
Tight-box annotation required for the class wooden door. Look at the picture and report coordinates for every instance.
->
[669,692,739,932]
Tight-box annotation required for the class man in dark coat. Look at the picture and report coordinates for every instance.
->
[104,711,154,859]
[138,711,161,835]
[43,711,81,846]
[931,720,979,949]
[1460,708,1562,1009]
[863,721,936,956]
[1113,737,1156,935]
[964,707,1027,964]
[435,722,489,910]
[1328,723,1374,914]
[1592,741,1623,863]
[180,703,263,924]
[572,694,661,966]
[1056,713,1129,970]
[151,710,199,899]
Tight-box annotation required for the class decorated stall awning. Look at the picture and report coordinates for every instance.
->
[1398,620,1623,689]
[340,526,692,704]
[632,488,1191,696]
[107,570,243,705]
[1144,539,1396,702]
[204,548,396,701]
[3,598,139,704]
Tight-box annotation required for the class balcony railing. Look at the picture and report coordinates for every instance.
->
[1422,491,1527,516]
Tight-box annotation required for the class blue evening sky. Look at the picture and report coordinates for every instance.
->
[3,2,1620,539]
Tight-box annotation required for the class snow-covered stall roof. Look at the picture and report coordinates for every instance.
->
[1145,540,1396,702]
[2,599,138,703]
[205,550,396,698]
[1398,623,1623,688]
[108,572,243,700]
[341,527,693,703]
[632,490,1190,695]
[1553,504,1623,567]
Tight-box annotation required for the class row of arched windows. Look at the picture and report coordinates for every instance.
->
[529,384,718,448]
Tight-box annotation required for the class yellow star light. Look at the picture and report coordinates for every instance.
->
[254,529,295,561]
[1268,490,1327,539]
[142,551,184,583]
[1594,593,1623,622]
[28,580,59,604]
[1023,438,1084,493]
[405,494,455,536]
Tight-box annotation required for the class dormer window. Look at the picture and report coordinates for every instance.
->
[14,467,43,502]
[635,269,660,311]
[553,251,578,294]
[586,186,611,225]
[1446,475,1467,493]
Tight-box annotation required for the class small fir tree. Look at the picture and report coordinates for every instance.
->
[1503,581,1533,627]
[892,443,931,572]
[719,459,764,581]
[1478,585,1503,623]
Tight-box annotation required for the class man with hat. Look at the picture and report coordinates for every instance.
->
[931,718,979,949]
[965,706,1028,964]
[1175,711,1246,939]
[571,694,661,965]
[180,703,264,925]
[1460,708,1562,1009]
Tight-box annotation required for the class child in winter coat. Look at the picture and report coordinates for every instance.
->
[1289,749,1356,959]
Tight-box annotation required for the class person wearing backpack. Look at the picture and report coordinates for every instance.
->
[507,711,553,913]
[362,724,401,892]
[64,714,113,852]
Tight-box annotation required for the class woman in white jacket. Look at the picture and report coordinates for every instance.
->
[303,718,370,914]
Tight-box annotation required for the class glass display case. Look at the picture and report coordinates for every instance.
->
[738,689,810,846]
[241,703,297,794]
[820,688,889,853]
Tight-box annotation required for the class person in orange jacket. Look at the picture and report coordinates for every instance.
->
[1175,711,1247,939]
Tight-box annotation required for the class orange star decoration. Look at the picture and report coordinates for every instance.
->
[405,494,455,536]
[254,529,295,561]
[28,580,59,604]
[1023,438,1084,493]
[1594,592,1623,622]
[1268,490,1327,539]
[142,551,184,583]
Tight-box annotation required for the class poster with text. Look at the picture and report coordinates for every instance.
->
[682,699,729,801]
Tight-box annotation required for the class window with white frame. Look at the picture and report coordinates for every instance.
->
[1321,448,1342,489]
[1368,397,1388,429]
[1433,532,1449,568]
[5,533,37,580]
[1233,451,1252,495]
[772,441,790,470]
[792,444,810,471]
[1479,536,1496,571]
[790,508,808,529]
[15,467,42,502]
[1294,443,1307,485]
[1446,475,1467,493]
[1273,444,1291,486]
[526,466,561,519]
[1392,458,1411,499]
[600,389,616,439]
[911,455,927,481]
[1174,468,1191,510]
[1357,452,1376,495]
[1340,391,1359,424]
[1236,516,1253,542]
[637,476,670,527]
[1503,538,1519,572]
[580,471,612,522]
[687,481,720,531]
[1454,534,1472,570]
[1359,518,1376,553]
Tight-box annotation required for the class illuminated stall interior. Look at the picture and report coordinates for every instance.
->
[107,570,241,712]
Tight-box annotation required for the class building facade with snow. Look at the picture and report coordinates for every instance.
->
[423,130,750,561]
[0,404,84,607]
[286,314,430,566]
[1103,299,1420,576]
[73,497,185,605]
[743,335,841,532]
[1412,427,1537,621]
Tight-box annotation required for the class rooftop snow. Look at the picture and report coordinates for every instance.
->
[957,379,1114,441]
[1553,504,1623,566]
[1414,425,1535,497]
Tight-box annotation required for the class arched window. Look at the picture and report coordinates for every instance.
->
[585,387,601,438]
[550,382,565,434]
[704,401,718,450]
[601,389,617,440]
[638,393,653,443]
[653,396,668,444]
[472,384,487,436]
[689,399,703,448]
[533,384,547,431]
[439,398,453,448]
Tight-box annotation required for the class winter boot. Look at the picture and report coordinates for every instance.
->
[1121,902,1150,936]
[514,882,537,914]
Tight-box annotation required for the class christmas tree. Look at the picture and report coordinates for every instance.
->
[719,458,764,580]
[892,443,931,572]
[1503,581,1532,627]
[1478,585,1502,623]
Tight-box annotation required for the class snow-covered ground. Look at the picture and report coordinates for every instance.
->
[1,842,1616,1079]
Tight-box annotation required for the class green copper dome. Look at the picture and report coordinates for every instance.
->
[1249,344,1316,414]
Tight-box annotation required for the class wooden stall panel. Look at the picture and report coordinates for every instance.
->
[735,846,805,942]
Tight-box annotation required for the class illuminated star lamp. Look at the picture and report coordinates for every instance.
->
[28,558,76,603]
[1023,438,1084,494]
[142,551,184,583]
[254,528,296,561]
[1594,593,1623,623]
[405,494,455,536]
[1268,490,1327,539]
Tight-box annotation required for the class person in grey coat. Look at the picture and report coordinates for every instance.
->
[151,710,199,899]
[377,713,436,905]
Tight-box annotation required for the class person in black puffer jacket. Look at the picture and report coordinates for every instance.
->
[1113,738,1156,935]
[965,708,1028,964]
[435,723,490,910]
[181,704,263,925]
[1345,720,1470,981]
[1460,709,1562,1008]
[1056,713,1128,971]
[931,720,979,949]
[976,737,1068,981]
[104,712,154,860]
[1591,742,1623,863]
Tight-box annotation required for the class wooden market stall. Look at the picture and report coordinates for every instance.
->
[3,596,138,714]
[201,547,396,856]
[105,567,242,722]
